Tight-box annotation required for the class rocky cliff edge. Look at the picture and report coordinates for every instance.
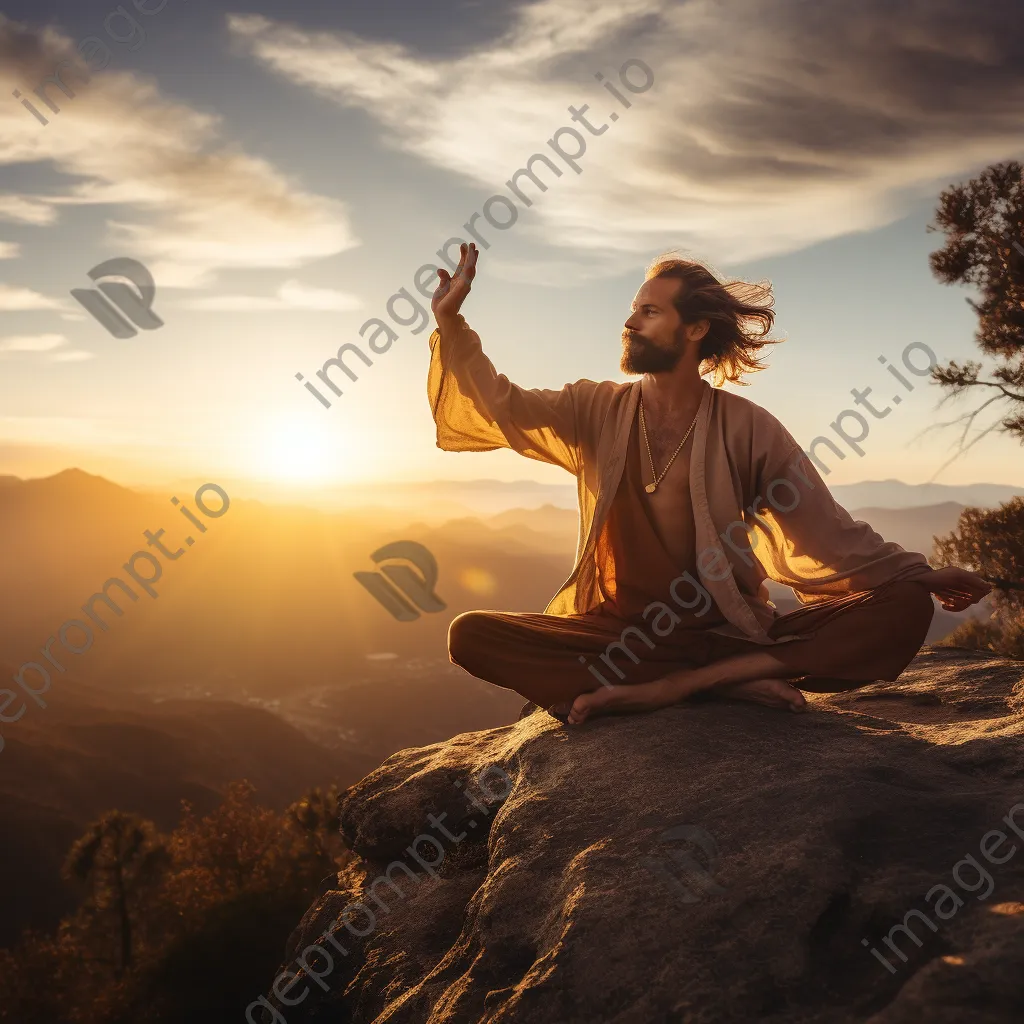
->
[255,647,1024,1024]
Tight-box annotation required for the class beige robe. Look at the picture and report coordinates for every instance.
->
[427,317,933,645]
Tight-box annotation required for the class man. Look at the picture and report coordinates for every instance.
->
[428,242,991,726]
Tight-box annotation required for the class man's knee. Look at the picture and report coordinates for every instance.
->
[885,580,936,627]
[447,611,490,668]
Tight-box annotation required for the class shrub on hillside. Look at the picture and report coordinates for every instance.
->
[0,780,349,1024]
[933,497,1024,660]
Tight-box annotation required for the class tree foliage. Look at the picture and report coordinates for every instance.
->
[932,497,1024,659]
[0,779,351,1024]
[62,811,169,976]
[927,159,1024,459]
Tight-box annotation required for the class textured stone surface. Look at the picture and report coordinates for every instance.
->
[263,647,1024,1023]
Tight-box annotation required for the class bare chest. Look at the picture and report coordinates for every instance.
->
[638,439,698,570]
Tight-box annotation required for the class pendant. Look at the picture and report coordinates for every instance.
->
[645,482,657,493]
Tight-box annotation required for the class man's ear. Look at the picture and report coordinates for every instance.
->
[689,319,711,344]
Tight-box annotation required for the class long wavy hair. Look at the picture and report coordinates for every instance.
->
[646,254,781,386]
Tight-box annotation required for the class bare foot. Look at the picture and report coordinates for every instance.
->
[715,677,807,712]
[567,678,674,726]
[547,700,573,721]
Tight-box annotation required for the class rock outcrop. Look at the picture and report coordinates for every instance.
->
[259,647,1024,1023]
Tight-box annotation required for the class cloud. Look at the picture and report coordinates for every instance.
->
[0,17,361,285]
[0,241,19,258]
[229,0,1024,268]
[0,194,57,225]
[0,332,66,351]
[180,279,364,311]
[0,415,116,445]
[0,284,64,309]
[48,348,95,362]
[0,331,94,362]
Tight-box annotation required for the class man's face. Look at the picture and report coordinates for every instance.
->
[620,277,688,374]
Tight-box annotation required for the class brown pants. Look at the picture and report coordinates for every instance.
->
[447,580,936,707]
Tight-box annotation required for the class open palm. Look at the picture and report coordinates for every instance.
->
[432,242,478,324]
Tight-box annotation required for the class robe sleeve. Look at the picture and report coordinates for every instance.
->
[426,315,580,475]
[751,442,935,601]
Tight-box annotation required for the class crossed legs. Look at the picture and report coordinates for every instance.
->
[448,580,937,726]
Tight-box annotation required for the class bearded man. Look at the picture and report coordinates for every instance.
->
[427,242,991,725]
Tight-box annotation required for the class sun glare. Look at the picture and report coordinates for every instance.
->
[459,566,498,595]
[256,418,336,483]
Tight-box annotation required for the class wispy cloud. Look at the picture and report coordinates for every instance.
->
[0,332,94,362]
[0,284,65,310]
[0,333,66,352]
[0,415,118,445]
[229,0,1024,268]
[0,241,19,259]
[48,348,96,362]
[0,17,361,287]
[179,279,364,312]
[0,194,57,225]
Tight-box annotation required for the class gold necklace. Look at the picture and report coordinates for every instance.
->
[639,393,700,493]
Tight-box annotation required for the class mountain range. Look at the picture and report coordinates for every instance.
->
[169,476,1024,517]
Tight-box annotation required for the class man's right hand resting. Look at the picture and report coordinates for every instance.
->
[432,241,479,331]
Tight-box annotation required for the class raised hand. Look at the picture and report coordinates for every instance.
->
[431,242,478,327]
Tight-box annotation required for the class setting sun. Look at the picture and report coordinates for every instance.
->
[254,416,337,483]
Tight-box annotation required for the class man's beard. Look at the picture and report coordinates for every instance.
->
[620,329,685,374]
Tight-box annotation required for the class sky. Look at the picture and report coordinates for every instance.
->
[0,0,1022,499]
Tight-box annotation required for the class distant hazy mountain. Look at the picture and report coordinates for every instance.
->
[481,499,971,565]
[831,479,1023,510]
[330,478,580,514]
[158,475,1024,518]
[0,665,367,947]
[0,469,567,716]
[488,503,579,538]
[849,502,966,557]
[246,477,1021,516]
[188,477,580,518]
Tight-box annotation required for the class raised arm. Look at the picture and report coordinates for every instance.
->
[427,243,580,475]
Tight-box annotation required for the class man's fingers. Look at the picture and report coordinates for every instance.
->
[454,242,471,278]
[432,244,477,321]
[454,242,478,280]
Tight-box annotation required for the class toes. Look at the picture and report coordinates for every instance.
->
[568,692,598,726]
[568,698,589,725]
[783,684,807,712]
